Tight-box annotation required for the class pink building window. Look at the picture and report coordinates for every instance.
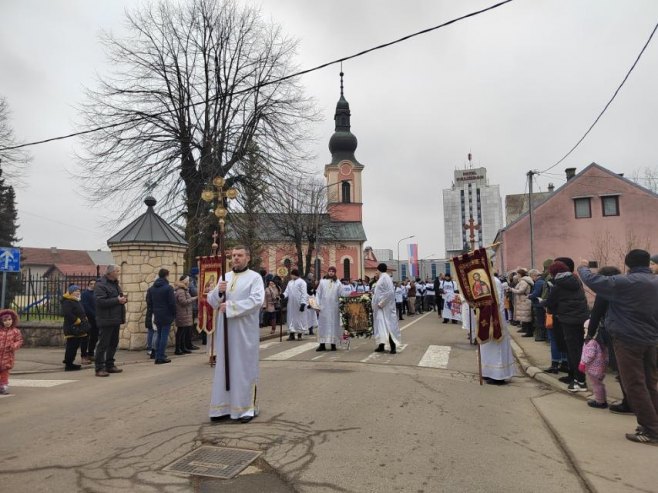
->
[574,198,591,218]
[601,195,620,216]
[343,258,351,280]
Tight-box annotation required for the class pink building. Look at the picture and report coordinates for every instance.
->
[253,73,367,280]
[494,163,658,274]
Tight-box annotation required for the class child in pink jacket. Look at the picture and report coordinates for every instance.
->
[579,331,608,408]
[0,309,24,395]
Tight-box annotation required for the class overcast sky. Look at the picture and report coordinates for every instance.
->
[1,0,657,260]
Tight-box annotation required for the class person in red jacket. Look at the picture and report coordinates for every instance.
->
[0,309,24,395]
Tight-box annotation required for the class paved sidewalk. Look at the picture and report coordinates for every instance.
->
[509,326,658,492]
[12,325,285,375]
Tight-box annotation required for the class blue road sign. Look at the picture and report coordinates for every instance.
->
[0,247,20,272]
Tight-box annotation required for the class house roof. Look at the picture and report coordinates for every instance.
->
[20,247,95,267]
[501,162,658,232]
[228,213,367,242]
[107,197,187,246]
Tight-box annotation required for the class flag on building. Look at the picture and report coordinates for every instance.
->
[451,247,502,343]
[407,243,419,279]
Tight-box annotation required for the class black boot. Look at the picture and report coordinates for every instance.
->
[316,343,326,352]
[389,336,397,354]
[374,343,385,352]
[331,344,337,351]
[558,361,569,373]
[288,333,295,341]
[174,328,184,354]
[309,327,314,335]
[544,361,559,374]
[297,333,302,340]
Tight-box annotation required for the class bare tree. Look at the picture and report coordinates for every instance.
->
[268,176,337,278]
[0,96,30,182]
[77,0,316,267]
[631,166,658,193]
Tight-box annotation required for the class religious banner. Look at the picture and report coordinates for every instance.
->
[407,243,419,279]
[198,255,222,334]
[451,247,502,343]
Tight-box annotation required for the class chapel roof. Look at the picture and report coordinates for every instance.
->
[107,197,187,246]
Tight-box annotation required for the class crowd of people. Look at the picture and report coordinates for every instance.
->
[2,245,656,446]
[500,250,658,445]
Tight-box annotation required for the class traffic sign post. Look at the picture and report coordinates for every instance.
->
[0,247,20,309]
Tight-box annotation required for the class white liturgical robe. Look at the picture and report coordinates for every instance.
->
[480,276,517,381]
[284,278,309,334]
[371,273,401,345]
[316,278,342,344]
[207,269,265,419]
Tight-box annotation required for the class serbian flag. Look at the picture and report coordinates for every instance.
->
[407,243,419,278]
[198,256,222,334]
[451,247,503,343]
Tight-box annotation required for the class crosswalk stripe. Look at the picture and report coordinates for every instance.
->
[359,343,408,363]
[418,345,451,369]
[259,341,282,350]
[400,312,432,331]
[9,379,76,388]
[264,342,317,361]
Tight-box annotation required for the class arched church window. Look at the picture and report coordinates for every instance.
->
[343,258,351,280]
[341,181,351,204]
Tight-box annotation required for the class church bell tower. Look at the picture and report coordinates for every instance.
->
[324,72,364,222]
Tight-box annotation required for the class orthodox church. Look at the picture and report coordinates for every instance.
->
[246,73,367,280]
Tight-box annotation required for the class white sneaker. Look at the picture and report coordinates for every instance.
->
[567,381,587,392]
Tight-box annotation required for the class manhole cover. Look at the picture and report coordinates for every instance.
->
[164,446,261,479]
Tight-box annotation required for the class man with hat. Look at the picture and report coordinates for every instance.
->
[578,249,658,445]
[371,263,401,354]
[315,266,341,351]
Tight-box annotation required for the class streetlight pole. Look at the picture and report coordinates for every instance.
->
[397,235,415,282]
[201,176,238,389]
[420,253,437,280]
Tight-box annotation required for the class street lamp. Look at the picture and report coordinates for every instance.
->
[397,235,415,282]
[201,175,238,389]
[420,253,437,280]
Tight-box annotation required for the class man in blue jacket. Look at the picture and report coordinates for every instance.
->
[578,250,658,445]
[146,268,177,364]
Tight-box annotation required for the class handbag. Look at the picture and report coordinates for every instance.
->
[545,312,554,329]
[65,318,89,337]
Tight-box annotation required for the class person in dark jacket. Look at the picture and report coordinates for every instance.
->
[146,268,177,364]
[543,260,590,392]
[61,285,89,371]
[94,265,127,377]
[578,250,658,445]
[80,279,98,362]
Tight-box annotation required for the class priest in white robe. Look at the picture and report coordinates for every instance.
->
[283,269,308,340]
[371,263,401,354]
[440,275,461,324]
[207,246,265,423]
[480,275,517,385]
[315,266,341,351]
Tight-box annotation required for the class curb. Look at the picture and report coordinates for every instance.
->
[510,339,589,401]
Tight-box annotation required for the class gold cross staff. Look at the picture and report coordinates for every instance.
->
[201,176,238,390]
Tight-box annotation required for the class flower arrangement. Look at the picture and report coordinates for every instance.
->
[339,293,373,338]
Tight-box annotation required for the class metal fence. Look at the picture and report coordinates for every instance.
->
[12,271,99,321]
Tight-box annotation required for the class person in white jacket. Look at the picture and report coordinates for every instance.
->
[283,269,308,341]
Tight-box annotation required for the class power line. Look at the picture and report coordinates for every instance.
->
[0,0,514,153]
[539,21,658,174]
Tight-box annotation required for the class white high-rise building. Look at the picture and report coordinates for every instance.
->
[443,163,503,259]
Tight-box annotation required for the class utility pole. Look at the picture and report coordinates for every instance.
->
[527,170,537,269]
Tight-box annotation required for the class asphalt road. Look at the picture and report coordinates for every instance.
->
[1,312,586,493]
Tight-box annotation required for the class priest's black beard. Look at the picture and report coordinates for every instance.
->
[232,265,248,273]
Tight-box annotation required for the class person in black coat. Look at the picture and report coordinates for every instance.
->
[61,285,89,371]
[544,260,590,392]
[146,268,176,364]
[94,265,127,377]
[80,279,98,362]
